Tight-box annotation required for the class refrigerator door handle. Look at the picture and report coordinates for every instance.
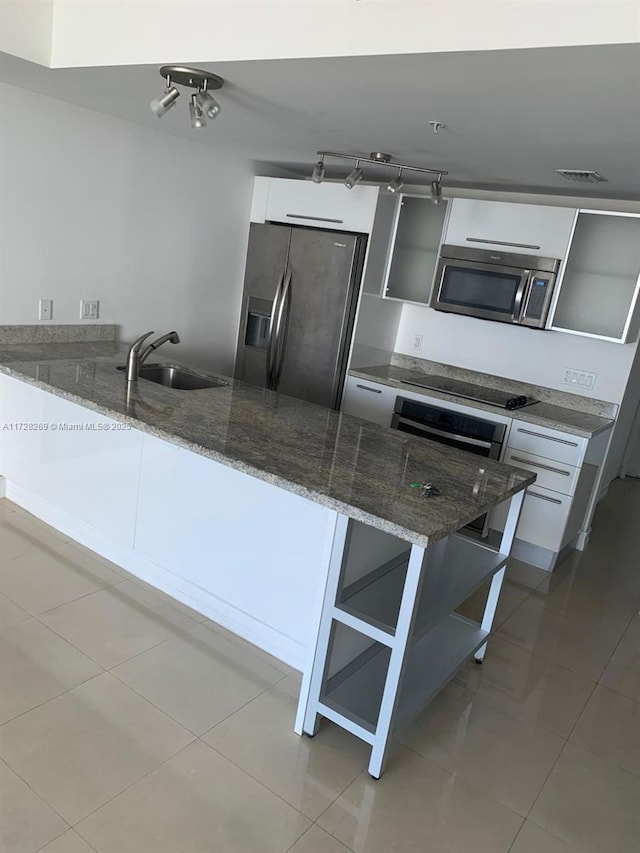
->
[272,267,292,390]
[266,271,285,389]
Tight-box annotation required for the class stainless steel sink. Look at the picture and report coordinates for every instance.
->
[117,364,228,391]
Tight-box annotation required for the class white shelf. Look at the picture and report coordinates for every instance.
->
[397,614,488,730]
[320,614,488,736]
[335,534,506,639]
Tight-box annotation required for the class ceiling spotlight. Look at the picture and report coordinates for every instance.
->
[150,85,180,118]
[151,65,224,129]
[195,90,222,120]
[189,94,206,129]
[344,161,363,190]
[312,157,325,184]
[387,170,404,194]
[431,179,443,205]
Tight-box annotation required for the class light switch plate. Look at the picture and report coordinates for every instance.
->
[39,299,52,321]
[413,334,423,351]
[562,366,596,389]
[80,300,99,320]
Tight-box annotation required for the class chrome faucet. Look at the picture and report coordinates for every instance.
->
[126,330,181,382]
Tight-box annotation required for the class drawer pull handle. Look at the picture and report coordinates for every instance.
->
[356,384,382,394]
[528,490,563,505]
[516,427,578,447]
[466,237,541,251]
[510,455,571,476]
[285,214,344,224]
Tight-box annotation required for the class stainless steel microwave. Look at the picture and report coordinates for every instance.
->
[431,245,561,328]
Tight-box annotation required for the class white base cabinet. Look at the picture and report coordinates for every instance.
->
[341,376,397,427]
[0,374,338,668]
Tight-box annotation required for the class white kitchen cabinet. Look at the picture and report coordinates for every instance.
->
[503,448,580,496]
[444,198,576,259]
[251,177,379,234]
[511,487,573,553]
[506,420,587,468]
[0,375,143,548]
[134,434,335,660]
[550,211,640,342]
[492,418,603,569]
[341,376,396,427]
[382,195,449,304]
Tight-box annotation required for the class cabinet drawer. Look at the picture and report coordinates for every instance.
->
[508,420,586,467]
[491,485,571,553]
[264,180,379,233]
[341,377,396,428]
[503,448,579,496]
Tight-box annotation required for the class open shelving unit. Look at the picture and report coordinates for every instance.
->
[295,491,525,779]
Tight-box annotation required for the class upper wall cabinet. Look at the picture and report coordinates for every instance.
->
[549,211,640,343]
[251,177,379,234]
[444,199,577,259]
[382,195,449,304]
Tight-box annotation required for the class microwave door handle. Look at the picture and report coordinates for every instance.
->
[513,271,531,321]
[266,272,285,389]
[272,267,292,390]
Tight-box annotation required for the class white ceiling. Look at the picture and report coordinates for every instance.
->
[1,43,639,199]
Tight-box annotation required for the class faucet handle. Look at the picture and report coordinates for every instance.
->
[129,331,155,352]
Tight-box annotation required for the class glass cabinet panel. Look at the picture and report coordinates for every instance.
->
[384,196,448,304]
[552,213,640,341]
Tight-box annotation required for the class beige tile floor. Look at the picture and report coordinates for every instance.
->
[1,478,640,852]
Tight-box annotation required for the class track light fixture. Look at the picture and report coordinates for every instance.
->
[150,65,224,129]
[189,94,206,129]
[150,84,180,117]
[312,156,326,184]
[431,177,443,205]
[387,170,404,194]
[344,161,364,190]
[312,151,448,195]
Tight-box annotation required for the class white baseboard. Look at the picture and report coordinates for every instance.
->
[6,482,304,670]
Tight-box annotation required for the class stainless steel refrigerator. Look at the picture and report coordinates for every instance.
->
[234,223,368,409]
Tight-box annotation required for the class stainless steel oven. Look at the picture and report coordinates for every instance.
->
[432,244,560,328]
[391,396,507,533]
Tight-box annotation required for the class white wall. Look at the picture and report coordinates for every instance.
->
[0,82,255,374]
[396,304,637,404]
[4,0,638,68]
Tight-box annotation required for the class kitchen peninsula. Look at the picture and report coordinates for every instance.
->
[0,328,534,776]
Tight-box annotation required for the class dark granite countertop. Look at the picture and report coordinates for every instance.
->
[0,341,534,547]
[350,364,614,439]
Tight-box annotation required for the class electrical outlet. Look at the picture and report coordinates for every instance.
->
[80,300,99,320]
[561,366,596,389]
[413,334,423,351]
[38,299,52,321]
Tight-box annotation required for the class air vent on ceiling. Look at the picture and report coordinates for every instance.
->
[555,169,608,184]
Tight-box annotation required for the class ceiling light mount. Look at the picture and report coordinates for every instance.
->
[151,66,224,129]
[158,65,224,91]
[370,152,392,163]
[312,151,448,196]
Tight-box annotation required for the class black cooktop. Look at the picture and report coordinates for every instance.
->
[402,375,538,410]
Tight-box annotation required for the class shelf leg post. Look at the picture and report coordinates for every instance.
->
[475,489,525,662]
[368,542,426,779]
[296,514,350,737]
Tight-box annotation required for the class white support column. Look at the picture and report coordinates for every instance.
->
[474,489,524,662]
[368,541,426,779]
[296,514,350,736]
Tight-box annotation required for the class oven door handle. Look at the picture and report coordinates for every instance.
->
[394,417,494,450]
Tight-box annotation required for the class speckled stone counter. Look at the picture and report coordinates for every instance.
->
[350,363,615,439]
[0,342,534,547]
